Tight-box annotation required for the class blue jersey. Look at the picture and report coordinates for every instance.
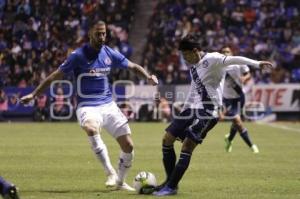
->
[59,44,129,106]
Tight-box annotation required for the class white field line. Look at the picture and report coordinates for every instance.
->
[256,122,300,133]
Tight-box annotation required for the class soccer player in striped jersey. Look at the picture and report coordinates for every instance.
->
[220,46,259,153]
[154,35,272,196]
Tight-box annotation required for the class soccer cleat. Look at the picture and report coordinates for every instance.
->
[224,134,233,152]
[154,181,178,192]
[153,186,177,196]
[3,185,20,199]
[251,144,259,154]
[154,180,168,191]
[105,174,117,188]
[116,181,135,191]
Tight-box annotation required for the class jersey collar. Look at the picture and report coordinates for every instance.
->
[83,43,100,60]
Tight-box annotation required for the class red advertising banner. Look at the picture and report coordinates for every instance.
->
[251,84,300,112]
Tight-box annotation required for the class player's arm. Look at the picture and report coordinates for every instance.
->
[21,51,78,104]
[127,61,158,85]
[222,56,273,70]
[240,72,251,84]
[218,108,226,120]
[20,69,64,104]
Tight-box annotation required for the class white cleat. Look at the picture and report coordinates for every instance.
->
[251,144,259,154]
[116,181,135,191]
[105,174,117,188]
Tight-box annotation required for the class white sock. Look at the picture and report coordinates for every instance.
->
[88,134,116,176]
[117,151,134,184]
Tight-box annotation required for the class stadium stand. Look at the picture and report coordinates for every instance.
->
[142,0,300,84]
[0,0,135,87]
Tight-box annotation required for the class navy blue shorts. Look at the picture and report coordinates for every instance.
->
[223,96,245,117]
[165,109,219,144]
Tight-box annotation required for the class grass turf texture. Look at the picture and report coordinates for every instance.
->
[0,122,299,199]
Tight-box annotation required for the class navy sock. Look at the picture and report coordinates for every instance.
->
[0,177,11,195]
[228,124,237,142]
[167,151,192,189]
[239,128,253,147]
[162,144,176,181]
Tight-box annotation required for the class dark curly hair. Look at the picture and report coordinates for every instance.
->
[178,34,202,51]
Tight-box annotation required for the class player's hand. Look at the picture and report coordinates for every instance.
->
[148,75,159,86]
[239,76,247,84]
[20,93,35,104]
[259,61,273,70]
[219,111,225,121]
[218,107,226,121]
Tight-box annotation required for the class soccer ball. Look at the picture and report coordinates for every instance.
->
[133,171,157,194]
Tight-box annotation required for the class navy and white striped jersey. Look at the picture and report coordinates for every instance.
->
[183,52,259,117]
[223,65,250,99]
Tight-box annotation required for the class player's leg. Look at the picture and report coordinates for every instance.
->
[103,102,135,191]
[76,107,117,187]
[154,131,178,191]
[227,123,238,142]
[115,131,135,191]
[82,119,118,185]
[162,132,177,183]
[155,112,219,196]
[233,115,259,153]
[170,137,197,186]
[223,98,238,152]
[115,128,134,184]
[159,109,194,187]
[225,123,237,152]
[154,137,197,196]
[0,177,20,199]
[168,118,218,190]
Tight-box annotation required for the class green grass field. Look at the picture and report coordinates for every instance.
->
[0,122,300,199]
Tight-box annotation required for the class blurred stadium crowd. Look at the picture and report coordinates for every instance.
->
[0,0,134,88]
[142,0,300,84]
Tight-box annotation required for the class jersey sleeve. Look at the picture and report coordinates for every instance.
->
[111,49,129,69]
[223,56,260,68]
[58,52,79,73]
[208,52,227,66]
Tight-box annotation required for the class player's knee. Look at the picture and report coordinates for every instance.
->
[181,138,197,153]
[233,117,243,132]
[162,131,176,146]
[123,142,134,153]
[117,134,134,153]
[162,137,171,146]
[235,123,243,132]
[82,120,99,135]
[236,125,243,132]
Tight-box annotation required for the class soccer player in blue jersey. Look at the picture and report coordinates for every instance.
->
[0,176,20,199]
[20,21,158,191]
[220,46,259,153]
[153,35,272,196]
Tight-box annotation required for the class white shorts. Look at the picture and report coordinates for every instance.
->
[76,101,131,138]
